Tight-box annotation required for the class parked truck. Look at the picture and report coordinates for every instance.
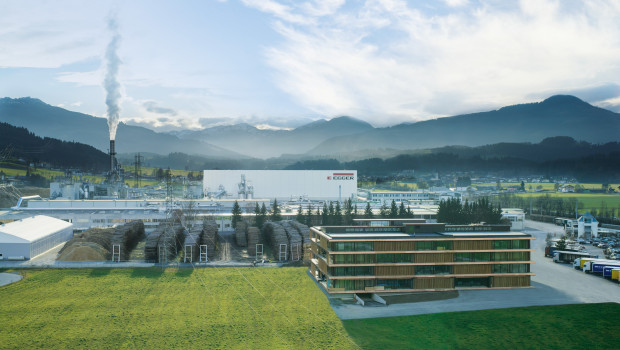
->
[583,261,620,274]
[545,246,577,258]
[611,268,620,282]
[553,251,595,264]
[602,266,620,279]
[573,257,606,270]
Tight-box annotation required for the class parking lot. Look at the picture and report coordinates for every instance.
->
[334,220,620,320]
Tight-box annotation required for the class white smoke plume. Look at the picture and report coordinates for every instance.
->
[104,14,122,140]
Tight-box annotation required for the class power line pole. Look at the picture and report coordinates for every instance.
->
[133,153,143,188]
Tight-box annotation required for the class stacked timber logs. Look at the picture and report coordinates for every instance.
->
[247,227,261,258]
[144,223,185,263]
[280,221,303,261]
[183,228,201,262]
[144,225,165,261]
[263,221,289,261]
[110,221,145,261]
[288,221,310,244]
[287,220,311,261]
[235,220,248,247]
[200,219,219,260]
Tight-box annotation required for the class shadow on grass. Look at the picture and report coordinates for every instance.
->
[130,268,164,279]
[175,268,194,278]
[88,269,112,278]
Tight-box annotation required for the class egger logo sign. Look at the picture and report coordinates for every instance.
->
[328,173,355,180]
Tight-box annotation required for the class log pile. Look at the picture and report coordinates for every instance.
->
[247,226,261,258]
[263,221,289,261]
[235,220,248,247]
[144,223,185,263]
[110,221,146,261]
[183,228,201,262]
[281,221,303,261]
[200,219,219,260]
[288,221,310,244]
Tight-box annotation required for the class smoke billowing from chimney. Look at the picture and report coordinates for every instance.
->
[104,14,122,140]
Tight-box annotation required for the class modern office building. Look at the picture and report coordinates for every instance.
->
[309,223,534,294]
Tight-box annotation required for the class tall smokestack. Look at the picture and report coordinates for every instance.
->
[110,139,116,172]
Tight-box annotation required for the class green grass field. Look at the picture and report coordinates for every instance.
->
[477,182,620,191]
[513,193,620,214]
[0,268,356,349]
[344,303,620,349]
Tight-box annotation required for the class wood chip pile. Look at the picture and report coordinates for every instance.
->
[110,221,146,261]
[235,220,248,247]
[57,227,115,261]
[246,227,261,258]
[200,219,219,260]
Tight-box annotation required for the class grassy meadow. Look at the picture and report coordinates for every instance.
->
[344,303,620,349]
[0,268,356,349]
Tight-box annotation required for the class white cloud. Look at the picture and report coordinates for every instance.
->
[247,0,620,124]
[443,0,469,7]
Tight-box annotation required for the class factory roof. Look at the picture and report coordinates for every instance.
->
[0,215,73,243]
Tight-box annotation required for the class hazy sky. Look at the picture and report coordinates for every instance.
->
[1,0,619,131]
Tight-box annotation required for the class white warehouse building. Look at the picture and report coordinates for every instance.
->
[203,170,357,201]
[0,215,73,260]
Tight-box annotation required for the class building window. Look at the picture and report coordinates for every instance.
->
[376,253,413,263]
[416,265,452,275]
[491,252,529,261]
[455,253,490,262]
[331,254,376,264]
[492,264,529,273]
[377,279,413,290]
[331,242,374,252]
[331,266,374,276]
[455,277,490,288]
[417,241,453,251]
[332,279,375,291]
[492,240,529,249]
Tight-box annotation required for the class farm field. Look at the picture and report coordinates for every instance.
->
[0,268,356,349]
[513,193,620,214]
[343,303,620,349]
[477,182,620,191]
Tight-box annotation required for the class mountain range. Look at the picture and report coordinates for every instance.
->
[1,95,619,160]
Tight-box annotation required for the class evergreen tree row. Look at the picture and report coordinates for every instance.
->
[437,197,503,225]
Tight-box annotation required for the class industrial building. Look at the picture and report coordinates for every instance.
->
[203,170,357,201]
[0,215,73,260]
[309,223,534,294]
[501,208,525,230]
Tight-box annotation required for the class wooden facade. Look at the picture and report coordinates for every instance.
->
[309,224,535,294]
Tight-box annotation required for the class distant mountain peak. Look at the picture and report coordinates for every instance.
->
[0,96,46,105]
[542,95,586,105]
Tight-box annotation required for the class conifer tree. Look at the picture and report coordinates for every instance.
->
[231,200,242,229]
[270,199,282,221]
[364,202,373,218]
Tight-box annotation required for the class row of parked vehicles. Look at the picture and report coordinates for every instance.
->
[555,254,620,282]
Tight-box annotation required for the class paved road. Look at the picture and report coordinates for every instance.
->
[0,272,22,287]
[333,220,620,320]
